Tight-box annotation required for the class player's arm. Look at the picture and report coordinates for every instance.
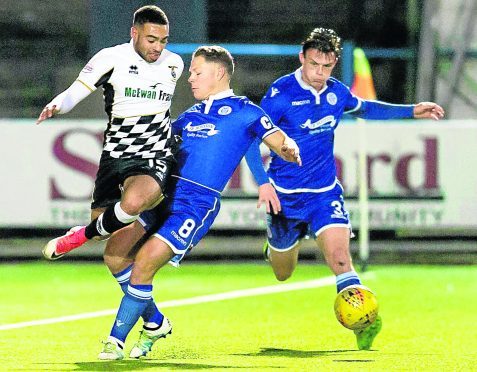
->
[262,130,301,166]
[36,81,92,124]
[245,139,281,214]
[346,95,445,121]
[37,48,114,125]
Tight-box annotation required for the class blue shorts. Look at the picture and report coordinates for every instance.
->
[139,179,221,265]
[267,183,351,251]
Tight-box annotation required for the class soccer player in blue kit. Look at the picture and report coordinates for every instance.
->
[245,28,445,350]
[96,45,301,360]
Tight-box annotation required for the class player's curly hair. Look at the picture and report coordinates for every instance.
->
[302,28,342,59]
[193,46,235,77]
[133,5,168,26]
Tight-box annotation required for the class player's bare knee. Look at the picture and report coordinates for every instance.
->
[274,269,293,281]
[103,253,131,274]
[120,198,146,216]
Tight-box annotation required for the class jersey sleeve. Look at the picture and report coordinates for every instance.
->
[248,111,280,141]
[260,86,288,125]
[244,138,269,186]
[343,89,362,114]
[76,48,116,92]
[352,100,415,119]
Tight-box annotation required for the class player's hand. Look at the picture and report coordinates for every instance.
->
[280,137,302,166]
[257,183,281,214]
[413,102,445,121]
[36,105,59,125]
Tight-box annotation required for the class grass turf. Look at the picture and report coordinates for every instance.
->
[0,262,475,370]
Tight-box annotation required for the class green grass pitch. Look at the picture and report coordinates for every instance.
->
[0,262,475,370]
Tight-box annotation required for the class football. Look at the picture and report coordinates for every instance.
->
[334,285,379,330]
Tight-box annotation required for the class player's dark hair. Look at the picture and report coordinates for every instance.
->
[133,5,168,26]
[193,46,235,77]
[302,28,342,59]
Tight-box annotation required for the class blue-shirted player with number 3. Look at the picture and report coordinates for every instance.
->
[245,28,444,351]
[96,45,301,360]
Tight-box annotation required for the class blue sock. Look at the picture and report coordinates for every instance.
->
[110,284,152,343]
[113,264,133,294]
[113,266,164,326]
[336,271,361,293]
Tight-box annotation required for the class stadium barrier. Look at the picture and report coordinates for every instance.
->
[1,119,476,234]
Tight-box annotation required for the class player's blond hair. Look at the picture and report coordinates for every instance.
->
[193,46,235,77]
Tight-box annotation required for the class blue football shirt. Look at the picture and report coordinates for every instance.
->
[248,68,414,192]
[172,89,279,192]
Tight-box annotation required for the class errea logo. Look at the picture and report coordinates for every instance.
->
[129,65,138,74]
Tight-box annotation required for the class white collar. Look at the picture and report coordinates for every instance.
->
[203,89,234,103]
[202,89,234,114]
[294,68,327,104]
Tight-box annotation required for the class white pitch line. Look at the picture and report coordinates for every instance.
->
[0,272,374,331]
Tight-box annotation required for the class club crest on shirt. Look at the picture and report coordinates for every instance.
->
[326,92,337,105]
[218,106,232,115]
[168,65,178,79]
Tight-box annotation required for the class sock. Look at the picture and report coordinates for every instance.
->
[113,266,164,326]
[109,284,152,343]
[85,202,138,239]
[336,271,361,293]
[113,264,134,294]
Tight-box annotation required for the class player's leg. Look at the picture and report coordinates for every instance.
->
[104,186,220,359]
[312,185,381,350]
[315,226,361,291]
[265,213,308,281]
[86,157,173,240]
[99,235,175,360]
[267,243,300,281]
[102,203,173,352]
[43,157,172,259]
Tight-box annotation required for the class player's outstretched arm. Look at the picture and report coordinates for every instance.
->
[413,102,445,120]
[36,81,92,125]
[244,140,281,214]
[263,131,302,166]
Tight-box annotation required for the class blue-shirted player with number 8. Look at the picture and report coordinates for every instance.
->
[96,45,301,360]
[245,28,445,351]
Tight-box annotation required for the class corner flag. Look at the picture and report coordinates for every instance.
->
[351,48,377,100]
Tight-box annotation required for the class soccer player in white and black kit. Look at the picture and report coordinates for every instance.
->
[37,6,184,259]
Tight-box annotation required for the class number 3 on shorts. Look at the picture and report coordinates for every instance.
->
[178,218,196,238]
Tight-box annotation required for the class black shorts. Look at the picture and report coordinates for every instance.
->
[91,153,175,209]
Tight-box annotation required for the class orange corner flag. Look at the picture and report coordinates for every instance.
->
[350,48,377,100]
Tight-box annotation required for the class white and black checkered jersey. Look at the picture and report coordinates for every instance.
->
[76,40,184,159]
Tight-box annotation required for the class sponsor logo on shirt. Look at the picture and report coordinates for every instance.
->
[184,122,219,137]
[300,115,337,134]
[292,99,311,106]
[124,87,172,101]
[218,106,232,115]
[270,87,280,97]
